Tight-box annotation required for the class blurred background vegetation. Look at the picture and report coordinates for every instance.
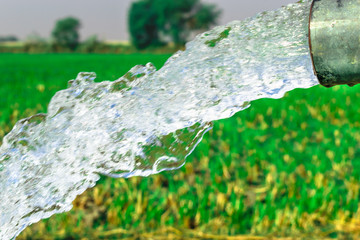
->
[0,0,220,54]
[2,0,360,239]
[128,0,220,49]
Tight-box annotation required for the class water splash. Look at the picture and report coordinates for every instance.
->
[0,1,318,239]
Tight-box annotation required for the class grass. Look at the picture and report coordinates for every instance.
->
[205,27,232,47]
[1,53,360,239]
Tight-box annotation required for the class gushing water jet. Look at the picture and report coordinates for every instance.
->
[2,0,360,239]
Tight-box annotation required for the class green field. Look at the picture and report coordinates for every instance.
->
[1,53,360,239]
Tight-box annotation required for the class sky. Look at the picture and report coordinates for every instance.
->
[0,0,296,41]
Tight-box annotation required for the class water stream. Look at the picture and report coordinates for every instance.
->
[0,1,319,239]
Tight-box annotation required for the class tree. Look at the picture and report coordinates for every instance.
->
[52,17,81,51]
[128,0,221,49]
[0,35,18,42]
[129,1,161,49]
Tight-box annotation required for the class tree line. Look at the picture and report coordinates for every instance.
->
[1,0,220,52]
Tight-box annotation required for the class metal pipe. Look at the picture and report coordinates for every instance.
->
[309,0,360,87]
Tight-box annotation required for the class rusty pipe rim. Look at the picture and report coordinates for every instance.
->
[308,0,318,82]
[308,0,360,87]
